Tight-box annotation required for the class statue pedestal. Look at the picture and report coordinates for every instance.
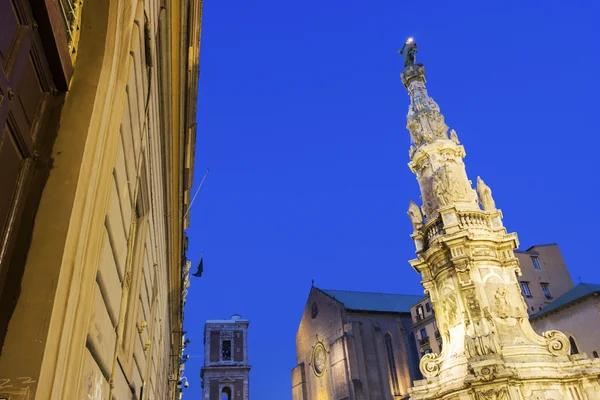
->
[407,209,600,400]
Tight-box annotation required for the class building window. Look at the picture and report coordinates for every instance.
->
[532,257,542,270]
[222,340,231,360]
[416,305,425,321]
[419,328,429,346]
[384,333,401,396]
[569,336,579,355]
[425,302,431,312]
[593,351,599,358]
[540,283,552,300]
[520,282,532,297]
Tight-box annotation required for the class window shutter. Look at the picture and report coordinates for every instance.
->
[210,331,220,362]
[234,330,244,361]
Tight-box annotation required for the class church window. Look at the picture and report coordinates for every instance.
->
[540,283,552,300]
[416,305,425,321]
[520,282,532,297]
[384,333,401,396]
[222,340,231,360]
[425,302,431,312]
[569,336,579,355]
[593,351,598,358]
[532,257,542,271]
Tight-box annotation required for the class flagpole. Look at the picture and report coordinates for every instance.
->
[184,168,210,220]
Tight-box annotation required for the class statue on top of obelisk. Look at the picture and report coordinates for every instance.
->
[399,40,600,400]
[398,37,418,68]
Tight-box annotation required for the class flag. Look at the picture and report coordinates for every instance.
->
[192,256,203,277]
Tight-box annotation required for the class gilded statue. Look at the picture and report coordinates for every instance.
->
[476,176,496,211]
[407,200,424,231]
[398,37,418,69]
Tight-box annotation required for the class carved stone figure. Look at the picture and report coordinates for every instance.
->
[476,387,509,400]
[407,200,424,231]
[444,295,458,327]
[409,145,416,159]
[449,129,460,144]
[398,37,418,69]
[494,287,511,319]
[477,176,496,211]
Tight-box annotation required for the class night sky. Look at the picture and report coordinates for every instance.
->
[182,1,600,398]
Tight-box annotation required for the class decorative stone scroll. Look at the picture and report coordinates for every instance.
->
[419,352,442,378]
[542,330,570,356]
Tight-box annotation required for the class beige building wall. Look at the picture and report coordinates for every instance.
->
[531,298,600,359]
[410,297,441,356]
[515,244,574,315]
[0,0,202,399]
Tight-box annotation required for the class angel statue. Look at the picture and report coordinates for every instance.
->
[398,37,418,69]
[449,129,460,145]
[477,176,496,211]
[407,200,424,231]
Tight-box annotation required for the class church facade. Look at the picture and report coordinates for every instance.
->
[292,287,422,400]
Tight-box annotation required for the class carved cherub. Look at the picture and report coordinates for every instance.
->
[407,200,424,231]
[449,129,460,145]
[476,176,496,211]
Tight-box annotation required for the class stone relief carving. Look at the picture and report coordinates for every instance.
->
[465,334,499,358]
[408,200,424,231]
[542,330,571,356]
[476,387,509,400]
[444,294,458,327]
[449,129,460,145]
[477,177,496,211]
[431,164,474,210]
[465,289,482,319]
[494,288,512,319]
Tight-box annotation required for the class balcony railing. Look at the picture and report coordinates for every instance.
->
[418,337,430,347]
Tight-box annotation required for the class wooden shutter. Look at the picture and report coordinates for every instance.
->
[234,379,244,400]
[209,330,220,362]
[234,330,244,362]
[209,379,220,400]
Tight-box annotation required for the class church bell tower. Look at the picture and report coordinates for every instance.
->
[399,39,600,400]
[201,315,251,400]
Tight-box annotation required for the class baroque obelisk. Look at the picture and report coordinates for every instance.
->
[400,38,600,400]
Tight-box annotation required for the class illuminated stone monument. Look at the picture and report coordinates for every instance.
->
[400,38,600,400]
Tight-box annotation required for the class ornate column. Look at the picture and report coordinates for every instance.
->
[400,40,600,400]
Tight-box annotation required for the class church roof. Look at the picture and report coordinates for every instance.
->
[319,288,422,314]
[530,282,600,320]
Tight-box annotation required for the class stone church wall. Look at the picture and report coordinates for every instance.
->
[295,288,345,400]
[294,288,420,400]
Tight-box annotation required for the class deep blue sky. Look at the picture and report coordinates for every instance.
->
[182,1,600,398]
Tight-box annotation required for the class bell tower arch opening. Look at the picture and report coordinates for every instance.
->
[221,386,232,400]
